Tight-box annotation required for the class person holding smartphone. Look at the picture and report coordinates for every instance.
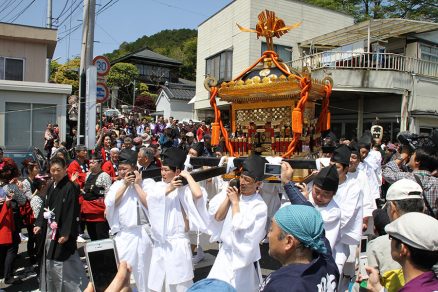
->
[105,149,154,292]
[147,147,210,292]
[207,154,268,292]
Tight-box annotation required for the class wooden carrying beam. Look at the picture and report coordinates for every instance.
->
[189,157,317,169]
[141,167,227,182]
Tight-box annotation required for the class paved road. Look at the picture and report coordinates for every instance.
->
[1,232,281,291]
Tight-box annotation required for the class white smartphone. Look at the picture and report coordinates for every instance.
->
[358,236,368,278]
[85,239,119,292]
[264,163,282,176]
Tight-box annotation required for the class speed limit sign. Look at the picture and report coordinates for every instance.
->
[93,56,111,76]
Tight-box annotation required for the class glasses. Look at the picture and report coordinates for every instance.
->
[89,160,101,164]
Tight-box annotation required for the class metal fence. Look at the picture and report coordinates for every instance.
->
[287,51,438,78]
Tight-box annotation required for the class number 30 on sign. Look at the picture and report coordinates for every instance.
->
[93,56,111,76]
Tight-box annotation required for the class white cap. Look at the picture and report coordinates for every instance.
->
[385,212,438,251]
[386,178,423,201]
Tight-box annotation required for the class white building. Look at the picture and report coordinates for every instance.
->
[293,19,438,139]
[195,0,354,118]
[0,22,71,150]
[155,81,195,120]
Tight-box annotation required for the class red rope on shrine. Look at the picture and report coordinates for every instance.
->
[208,50,332,158]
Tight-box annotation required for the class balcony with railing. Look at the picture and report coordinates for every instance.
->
[288,51,438,79]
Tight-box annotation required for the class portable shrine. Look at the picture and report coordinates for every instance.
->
[205,10,333,160]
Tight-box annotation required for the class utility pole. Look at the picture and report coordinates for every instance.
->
[46,0,52,82]
[77,0,96,145]
[132,80,136,108]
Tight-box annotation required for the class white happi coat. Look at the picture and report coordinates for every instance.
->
[348,169,376,218]
[332,176,363,272]
[308,193,341,252]
[147,182,210,292]
[105,179,155,292]
[358,150,382,200]
[208,189,268,292]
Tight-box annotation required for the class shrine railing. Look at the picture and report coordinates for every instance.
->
[288,51,438,78]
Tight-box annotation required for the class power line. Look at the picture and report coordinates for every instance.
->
[55,0,82,27]
[150,0,208,17]
[57,0,120,44]
[53,0,72,22]
[96,0,118,14]
[9,0,38,23]
[0,0,25,21]
[0,0,14,13]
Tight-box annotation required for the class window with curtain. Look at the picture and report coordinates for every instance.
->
[205,49,233,83]
[261,43,293,63]
[0,57,24,81]
[420,43,438,63]
[5,102,56,149]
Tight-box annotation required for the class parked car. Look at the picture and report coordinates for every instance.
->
[3,147,48,177]
[104,108,122,118]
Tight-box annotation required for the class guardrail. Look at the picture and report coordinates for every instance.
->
[287,51,438,78]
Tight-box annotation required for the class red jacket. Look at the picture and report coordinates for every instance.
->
[67,160,88,189]
[0,203,15,245]
[102,160,118,181]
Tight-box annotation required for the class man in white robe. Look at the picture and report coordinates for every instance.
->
[357,134,382,201]
[348,143,377,233]
[105,149,153,292]
[208,154,268,292]
[330,145,363,290]
[147,147,210,292]
[280,162,341,253]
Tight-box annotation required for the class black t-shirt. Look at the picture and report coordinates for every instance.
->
[259,253,339,292]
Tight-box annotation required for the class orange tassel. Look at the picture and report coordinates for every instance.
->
[292,108,303,134]
[325,111,331,131]
[211,122,220,146]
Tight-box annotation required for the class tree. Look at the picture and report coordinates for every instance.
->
[106,62,139,104]
[51,58,80,94]
[180,37,197,80]
[134,94,156,114]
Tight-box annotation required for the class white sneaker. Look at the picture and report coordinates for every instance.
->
[76,235,87,243]
[19,233,28,242]
[192,248,205,264]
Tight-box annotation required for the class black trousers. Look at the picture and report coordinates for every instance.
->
[86,221,110,241]
[0,235,19,281]
[26,225,37,265]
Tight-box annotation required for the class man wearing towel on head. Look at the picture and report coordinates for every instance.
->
[260,205,339,291]
[280,162,341,253]
[208,154,268,292]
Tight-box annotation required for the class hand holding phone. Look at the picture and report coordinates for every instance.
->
[229,178,240,193]
[264,163,282,176]
[85,239,119,292]
[358,236,369,279]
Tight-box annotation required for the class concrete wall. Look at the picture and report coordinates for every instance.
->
[195,0,354,112]
[312,69,412,94]
[0,39,48,82]
[411,75,438,113]
[170,100,194,120]
[155,91,172,117]
[0,81,70,149]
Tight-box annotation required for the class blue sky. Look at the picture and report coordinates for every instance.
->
[0,0,231,63]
